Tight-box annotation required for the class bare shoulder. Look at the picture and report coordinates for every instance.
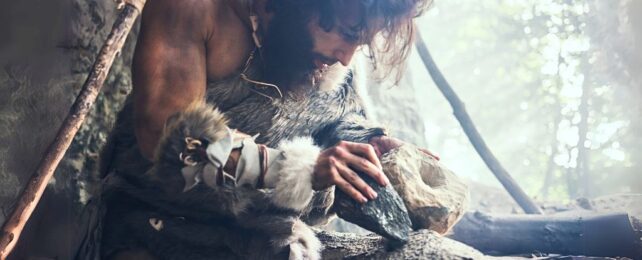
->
[140,0,223,40]
[144,0,221,15]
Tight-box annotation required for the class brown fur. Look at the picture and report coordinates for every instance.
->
[101,102,321,259]
[150,102,229,194]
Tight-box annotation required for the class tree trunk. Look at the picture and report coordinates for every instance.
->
[450,211,642,259]
[540,112,561,200]
[575,73,591,198]
[540,49,564,199]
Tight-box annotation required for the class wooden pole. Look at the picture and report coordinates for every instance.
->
[414,32,544,215]
[0,3,145,259]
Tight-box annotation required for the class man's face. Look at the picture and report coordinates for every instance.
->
[308,0,365,69]
[260,1,366,90]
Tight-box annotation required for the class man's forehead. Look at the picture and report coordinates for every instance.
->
[335,0,364,27]
[333,0,387,43]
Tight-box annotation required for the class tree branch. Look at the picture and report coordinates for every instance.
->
[414,31,544,215]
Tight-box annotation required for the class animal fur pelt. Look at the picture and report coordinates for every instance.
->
[102,101,329,259]
[89,65,386,259]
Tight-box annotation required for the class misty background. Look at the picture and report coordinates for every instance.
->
[364,0,642,203]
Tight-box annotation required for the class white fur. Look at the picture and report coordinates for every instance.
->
[317,64,349,92]
[273,137,320,211]
[287,220,322,260]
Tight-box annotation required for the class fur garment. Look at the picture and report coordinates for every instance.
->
[101,101,323,260]
[91,63,386,259]
[273,137,320,211]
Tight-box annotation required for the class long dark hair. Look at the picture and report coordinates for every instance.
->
[267,0,433,82]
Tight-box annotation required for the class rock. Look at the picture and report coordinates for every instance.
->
[332,144,470,244]
[333,173,412,248]
[381,145,469,234]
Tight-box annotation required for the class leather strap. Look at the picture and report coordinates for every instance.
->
[256,144,269,188]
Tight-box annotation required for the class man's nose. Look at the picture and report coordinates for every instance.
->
[334,44,358,66]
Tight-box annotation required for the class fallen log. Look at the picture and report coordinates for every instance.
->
[0,1,145,259]
[319,229,486,259]
[450,211,642,259]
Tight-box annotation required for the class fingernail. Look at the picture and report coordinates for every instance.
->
[370,190,378,199]
[379,178,387,186]
[361,197,369,204]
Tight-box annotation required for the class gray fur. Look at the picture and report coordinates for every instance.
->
[101,102,320,259]
[204,65,386,148]
[94,64,385,259]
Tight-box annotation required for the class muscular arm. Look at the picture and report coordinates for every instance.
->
[132,0,214,159]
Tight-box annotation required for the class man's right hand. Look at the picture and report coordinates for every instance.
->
[312,141,390,203]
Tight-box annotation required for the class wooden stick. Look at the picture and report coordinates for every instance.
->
[0,3,144,259]
[414,32,544,215]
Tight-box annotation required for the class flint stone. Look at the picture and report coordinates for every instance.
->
[381,145,469,234]
[334,173,412,248]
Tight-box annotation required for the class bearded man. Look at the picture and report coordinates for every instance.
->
[92,0,438,259]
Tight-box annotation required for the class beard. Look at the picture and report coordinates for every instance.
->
[259,9,318,93]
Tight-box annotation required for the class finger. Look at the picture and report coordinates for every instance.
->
[340,150,389,187]
[340,141,382,169]
[335,162,377,200]
[340,141,383,170]
[333,172,368,204]
[419,148,440,161]
[371,144,383,158]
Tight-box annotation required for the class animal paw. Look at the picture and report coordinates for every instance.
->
[282,220,322,260]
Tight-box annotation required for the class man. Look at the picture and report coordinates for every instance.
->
[132,0,432,203]
[95,0,433,259]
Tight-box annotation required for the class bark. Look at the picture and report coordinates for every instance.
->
[450,211,642,259]
[319,229,486,260]
[414,32,544,215]
[0,4,143,259]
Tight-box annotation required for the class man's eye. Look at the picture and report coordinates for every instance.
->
[341,29,360,43]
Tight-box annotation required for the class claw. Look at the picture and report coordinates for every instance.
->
[179,153,198,166]
[149,218,164,231]
[185,137,202,150]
